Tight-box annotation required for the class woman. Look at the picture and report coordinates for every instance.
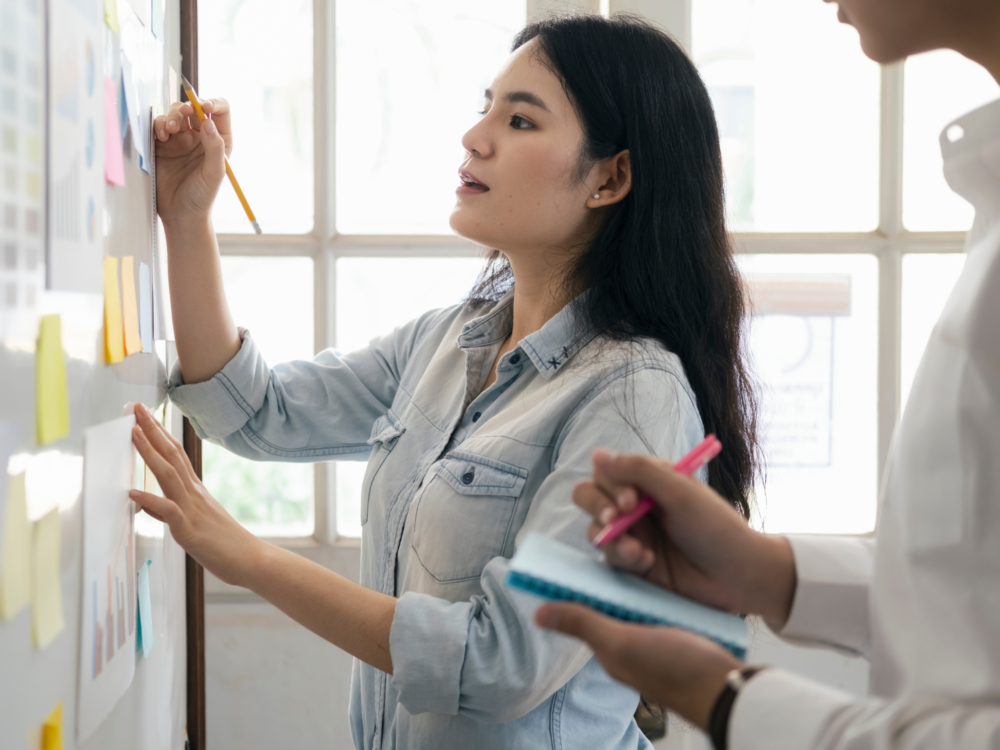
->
[133,13,758,750]
[535,3,1000,750]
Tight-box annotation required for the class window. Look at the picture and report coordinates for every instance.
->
[198,0,992,544]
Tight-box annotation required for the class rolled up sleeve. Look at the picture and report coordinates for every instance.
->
[390,361,706,723]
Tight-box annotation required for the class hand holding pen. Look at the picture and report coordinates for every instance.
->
[572,445,797,625]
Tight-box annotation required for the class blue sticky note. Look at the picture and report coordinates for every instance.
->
[138,262,152,353]
[118,73,129,146]
[137,559,153,658]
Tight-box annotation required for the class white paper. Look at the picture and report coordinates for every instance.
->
[48,0,105,294]
[0,422,21,563]
[119,52,140,145]
[77,415,137,741]
[125,0,149,27]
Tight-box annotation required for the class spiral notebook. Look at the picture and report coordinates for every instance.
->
[508,532,747,659]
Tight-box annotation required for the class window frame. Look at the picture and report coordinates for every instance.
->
[209,0,967,569]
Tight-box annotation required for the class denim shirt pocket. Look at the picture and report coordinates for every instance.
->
[412,451,528,583]
[361,410,406,526]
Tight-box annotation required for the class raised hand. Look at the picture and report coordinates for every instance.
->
[574,450,797,625]
[152,97,233,225]
[128,402,260,587]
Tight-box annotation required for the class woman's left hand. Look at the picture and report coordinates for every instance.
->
[128,402,260,586]
[535,602,742,731]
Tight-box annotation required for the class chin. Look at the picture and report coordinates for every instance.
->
[449,206,493,247]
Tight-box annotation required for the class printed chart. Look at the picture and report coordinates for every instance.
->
[48,0,104,294]
[78,414,137,741]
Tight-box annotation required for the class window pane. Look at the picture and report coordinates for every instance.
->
[203,256,316,537]
[903,50,998,232]
[901,253,965,410]
[198,0,313,234]
[692,0,880,232]
[740,254,878,534]
[334,255,484,536]
[336,1,526,235]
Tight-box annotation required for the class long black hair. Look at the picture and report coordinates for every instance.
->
[470,13,760,516]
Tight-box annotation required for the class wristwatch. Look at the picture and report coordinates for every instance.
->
[708,665,768,750]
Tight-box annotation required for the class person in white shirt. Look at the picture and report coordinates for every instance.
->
[533,0,1000,748]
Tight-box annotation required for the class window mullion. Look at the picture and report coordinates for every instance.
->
[877,245,902,496]
[879,62,905,239]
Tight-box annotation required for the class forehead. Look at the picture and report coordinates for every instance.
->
[488,38,576,119]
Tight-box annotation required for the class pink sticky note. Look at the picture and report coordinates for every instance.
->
[104,76,126,186]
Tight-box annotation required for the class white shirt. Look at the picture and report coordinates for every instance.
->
[732,95,1000,749]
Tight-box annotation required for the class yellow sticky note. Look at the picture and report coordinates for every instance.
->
[0,472,30,620]
[104,257,126,364]
[103,0,119,33]
[121,256,143,355]
[36,315,69,446]
[31,507,65,649]
[42,702,64,750]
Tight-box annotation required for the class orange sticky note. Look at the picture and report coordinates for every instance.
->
[104,257,126,364]
[104,77,125,186]
[42,702,64,750]
[36,315,69,445]
[121,256,143,355]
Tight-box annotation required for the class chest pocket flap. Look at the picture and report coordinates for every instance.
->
[434,452,528,496]
[367,410,405,448]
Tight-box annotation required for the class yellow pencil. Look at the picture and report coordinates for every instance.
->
[181,74,262,235]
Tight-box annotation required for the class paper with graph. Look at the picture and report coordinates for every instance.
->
[48,0,105,293]
[78,414,137,741]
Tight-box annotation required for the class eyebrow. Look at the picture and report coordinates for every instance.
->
[484,88,551,113]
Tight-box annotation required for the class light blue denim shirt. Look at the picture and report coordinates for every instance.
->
[168,290,706,750]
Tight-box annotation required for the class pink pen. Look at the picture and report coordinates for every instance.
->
[591,434,722,547]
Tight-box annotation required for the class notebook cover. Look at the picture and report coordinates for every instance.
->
[508,532,747,658]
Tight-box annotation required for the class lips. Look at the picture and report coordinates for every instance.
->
[458,169,489,192]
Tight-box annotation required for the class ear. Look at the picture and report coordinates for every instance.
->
[587,150,632,208]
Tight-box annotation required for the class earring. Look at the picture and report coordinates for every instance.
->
[593,194,600,199]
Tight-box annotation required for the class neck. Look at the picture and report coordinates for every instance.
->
[506,254,579,345]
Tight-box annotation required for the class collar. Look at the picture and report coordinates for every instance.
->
[941,96,1000,245]
[456,289,598,380]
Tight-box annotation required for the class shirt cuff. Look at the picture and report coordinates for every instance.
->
[779,535,874,656]
[390,592,474,716]
[730,668,854,750]
[166,327,271,440]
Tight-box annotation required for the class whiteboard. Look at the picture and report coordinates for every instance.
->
[0,0,188,747]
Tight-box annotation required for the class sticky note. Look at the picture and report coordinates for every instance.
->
[36,315,70,446]
[0,473,30,620]
[151,0,163,39]
[138,262,153,353]
[135,96,150,174]
[121,257,143,355]
[32,507,65,649]
[104,257,126,364]
[121,54,139,141]
[118,73,129,147]
[42,702,64,750]
[103,0,119,32]
[136,559,153,658]
[104,77,126,187]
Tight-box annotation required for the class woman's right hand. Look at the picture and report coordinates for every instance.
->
[574,450,798,626]
[153,98,232,227]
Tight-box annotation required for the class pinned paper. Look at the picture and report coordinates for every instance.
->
[103,0,119,32]
[126,0,148,27]
[32,508,65,649]
[168,66,178,105]
[138,262,153,353]
[104,77,126,186]
[35,315,70,445]
[136,97,150,174]
[0,473,30,620]
[120,53,139,144]
[42,702,64,750]
[121,257,143,355]
[136,559,153,658]
[104,258,126,364]
[151,0,163,39]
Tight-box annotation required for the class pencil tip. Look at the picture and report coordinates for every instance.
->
[252,220,262,235]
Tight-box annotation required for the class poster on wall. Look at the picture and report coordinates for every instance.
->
[47,0,105,294]
[0,0,46,340]
[77,415,137,741]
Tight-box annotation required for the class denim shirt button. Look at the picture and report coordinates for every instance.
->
[472,412,481,422]
[509,353,521,365]
[461,468,475,484]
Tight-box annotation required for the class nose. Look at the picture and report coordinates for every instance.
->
[461,114,494,160]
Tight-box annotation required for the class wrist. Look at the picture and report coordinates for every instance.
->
[674,653,743,732]
[741,533,797,626]
[161,211,213,238]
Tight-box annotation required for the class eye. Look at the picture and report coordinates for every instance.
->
[510,115,533,130]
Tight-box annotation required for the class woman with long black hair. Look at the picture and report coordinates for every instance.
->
[132,13,759,749]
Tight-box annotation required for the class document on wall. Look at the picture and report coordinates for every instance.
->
[77,415,137,741]
[48,0,105,294]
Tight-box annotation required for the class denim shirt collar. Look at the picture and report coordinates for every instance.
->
[457,289,597,380]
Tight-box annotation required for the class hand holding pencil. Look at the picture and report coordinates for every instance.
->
[152,82,261,234]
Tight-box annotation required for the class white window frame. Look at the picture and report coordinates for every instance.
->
[208,0,966,595]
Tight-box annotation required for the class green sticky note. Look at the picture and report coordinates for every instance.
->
[36,315,69,445]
